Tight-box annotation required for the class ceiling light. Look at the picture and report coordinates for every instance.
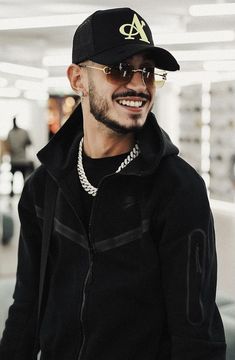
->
[43,55,70,67]
[189,3,235,16]
[40,4,106,14]
[156,30,235,44]
[0,13,89,30]
[168,71,235,85]
[203,61,235,71]
[0,77,8,87]
[168,71,218,84]
[0,87,21,98]
[43,77,71,88]
[24,90,49,101]
[15,79,47,91]
[172,49,235,61]
[0,62,48,79]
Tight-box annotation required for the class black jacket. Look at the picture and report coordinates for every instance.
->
[0,106,226,360]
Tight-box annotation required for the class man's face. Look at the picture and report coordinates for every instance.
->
[85,53,156,134]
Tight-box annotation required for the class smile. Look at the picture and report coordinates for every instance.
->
[117,99,146,108]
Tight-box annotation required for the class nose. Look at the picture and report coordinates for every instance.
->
[126,70,146,91]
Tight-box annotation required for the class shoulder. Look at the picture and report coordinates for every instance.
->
[19,165,49,212]
[153,155,208,209]
[160,154,205,189]
[25,164,48,190]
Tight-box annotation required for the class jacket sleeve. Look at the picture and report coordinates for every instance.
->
[0,176,41,360]
[157,175,226,359]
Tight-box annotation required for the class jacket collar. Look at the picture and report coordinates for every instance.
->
[37,104,179,180]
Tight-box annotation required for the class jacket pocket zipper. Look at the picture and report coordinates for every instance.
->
[195,244,202,274]
[186,230,206,326]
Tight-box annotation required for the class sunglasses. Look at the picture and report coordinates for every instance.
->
[79,63,167,88]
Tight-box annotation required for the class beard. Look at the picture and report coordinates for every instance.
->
[88,79,149,135]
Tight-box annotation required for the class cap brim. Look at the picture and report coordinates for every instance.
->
[90,43,180,71]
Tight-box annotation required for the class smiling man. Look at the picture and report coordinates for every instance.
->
[0,7,226,360]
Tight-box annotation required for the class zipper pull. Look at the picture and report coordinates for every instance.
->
[195,244,202,274]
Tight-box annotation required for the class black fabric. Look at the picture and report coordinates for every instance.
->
[0,107,226,360]
[81,151,130,231]
[72,7,180,71]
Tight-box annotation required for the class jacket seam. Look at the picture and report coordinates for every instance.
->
[95,218,150,252]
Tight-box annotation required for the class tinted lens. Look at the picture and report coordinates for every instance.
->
[106,63,166,88]
[154,70,167,88]
[142,67,155,85]
[108,63,133,84]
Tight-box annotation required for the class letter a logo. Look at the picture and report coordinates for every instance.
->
[119,14,150,44]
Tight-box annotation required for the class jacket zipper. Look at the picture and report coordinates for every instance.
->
[77,188,98,360]
[77,251,93,360]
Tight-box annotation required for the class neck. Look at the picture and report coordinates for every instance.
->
[82,109,135,159]
[83,132,135,159]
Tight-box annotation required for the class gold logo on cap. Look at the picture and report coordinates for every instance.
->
[119,14,150,44]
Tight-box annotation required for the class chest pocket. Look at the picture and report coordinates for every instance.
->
[91,179,146,252]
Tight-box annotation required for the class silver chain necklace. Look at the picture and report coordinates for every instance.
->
[77,137,140,197]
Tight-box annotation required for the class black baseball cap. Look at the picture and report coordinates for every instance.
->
[72,7,180,71]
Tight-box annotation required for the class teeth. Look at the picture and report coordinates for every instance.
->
[118,99,143,108]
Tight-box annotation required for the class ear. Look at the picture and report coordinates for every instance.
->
[67,64,87,95]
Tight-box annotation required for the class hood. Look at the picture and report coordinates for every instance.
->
[37,104,179,179]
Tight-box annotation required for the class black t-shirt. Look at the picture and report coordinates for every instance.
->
[80,152,129,232]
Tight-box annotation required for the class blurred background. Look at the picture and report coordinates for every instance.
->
[0,0,235,358]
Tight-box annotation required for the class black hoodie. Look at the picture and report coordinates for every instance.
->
[0,106,226,360]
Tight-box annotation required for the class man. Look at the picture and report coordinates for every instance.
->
[0,7,226,360]
[6,116,34,196]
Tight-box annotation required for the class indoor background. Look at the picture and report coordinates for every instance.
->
[0,0,235,358]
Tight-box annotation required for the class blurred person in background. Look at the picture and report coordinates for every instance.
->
[0,7,226,360]
[6,116,34,196]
